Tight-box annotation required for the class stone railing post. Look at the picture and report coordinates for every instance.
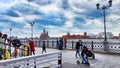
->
[103,41,109,53]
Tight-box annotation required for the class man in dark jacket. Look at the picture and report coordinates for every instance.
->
[75,40,82,58]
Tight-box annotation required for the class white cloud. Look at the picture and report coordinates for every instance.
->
[85,19,102,28]
[0,0,23,9]
[3,15,25,23]
[64,11,75,19]
[64,21,73,28]
[25,15,40,21]
[39,0,61,14]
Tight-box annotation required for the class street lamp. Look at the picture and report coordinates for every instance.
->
[9,28,12,58]
[29,22,35,40]
[96,0,112,41]
[10,28,12,39]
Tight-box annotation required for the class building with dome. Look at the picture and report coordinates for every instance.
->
[40,28,49,39]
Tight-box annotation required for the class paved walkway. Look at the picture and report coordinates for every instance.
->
[62,50,120,68]
[34,47,120,68]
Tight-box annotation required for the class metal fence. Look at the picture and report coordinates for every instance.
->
[0,51,62,68]
[20,39,120,54]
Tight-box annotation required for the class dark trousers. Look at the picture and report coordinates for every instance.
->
[59,45,63,50]
[30,51,35,55]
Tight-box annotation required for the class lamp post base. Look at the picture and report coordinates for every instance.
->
[103,41,109,53]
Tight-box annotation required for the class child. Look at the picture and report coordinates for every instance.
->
[12,48,18,58]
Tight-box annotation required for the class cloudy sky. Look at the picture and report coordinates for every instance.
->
[0,0,120,38]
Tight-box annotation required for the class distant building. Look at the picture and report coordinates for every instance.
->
[97,32,113,38]
[40,28,49,39]
[88,33,97,38]
[62,32,89,39]
[113,33,120,39]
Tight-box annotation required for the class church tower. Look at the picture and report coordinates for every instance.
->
[40,28,49,39]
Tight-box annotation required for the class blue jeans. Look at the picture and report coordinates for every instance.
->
[76,49,81,58]
[81,55,87,63]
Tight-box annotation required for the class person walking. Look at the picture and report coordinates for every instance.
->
[64,37,67,48]
[59,38,64,50]
[28,40,35,55]
[75,40,82,58]
[56,38,59,49]
[42,41,47,54]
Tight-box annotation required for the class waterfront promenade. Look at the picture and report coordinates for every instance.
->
[35,47,120,68]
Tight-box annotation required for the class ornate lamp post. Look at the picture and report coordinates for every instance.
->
[96,0,112,41]
[96,0,112,52]
[29,22,35,40]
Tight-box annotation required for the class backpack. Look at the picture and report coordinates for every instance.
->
[12,39,21,48]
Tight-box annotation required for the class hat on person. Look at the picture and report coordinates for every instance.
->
[2,34,7,38]
[83,46,87,49]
